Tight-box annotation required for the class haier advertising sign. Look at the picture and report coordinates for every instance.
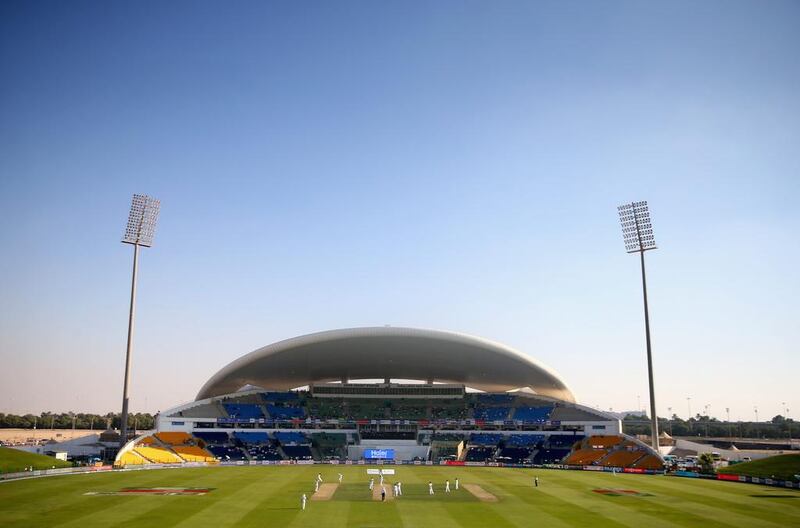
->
[364,449,395,459]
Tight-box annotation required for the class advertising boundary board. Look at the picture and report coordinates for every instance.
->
[2,460,797,489]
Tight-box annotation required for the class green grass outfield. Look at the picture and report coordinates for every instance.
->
[0,465,797,527]
[718,454,800,482]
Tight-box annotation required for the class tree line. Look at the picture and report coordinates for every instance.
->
[622,413,797,439]
[0,412,155,431]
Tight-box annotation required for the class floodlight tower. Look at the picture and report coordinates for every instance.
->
[618,201,660,452]
[119,194,160,447]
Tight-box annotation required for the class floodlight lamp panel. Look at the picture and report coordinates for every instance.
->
[618,200,657,252]
[122,194,160,247]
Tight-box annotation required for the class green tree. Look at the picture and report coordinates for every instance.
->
[698,453,715,475]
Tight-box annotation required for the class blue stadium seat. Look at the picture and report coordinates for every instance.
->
[470,433,504,446]
[233,431,270,444]
[193,431,230,444]
[274,431,309,445]
[506,434,545,447]
[267,404,305,420]
[223,403,265,419]
[474,407,510,421]
[512,406,554,422]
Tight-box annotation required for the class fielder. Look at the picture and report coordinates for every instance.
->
[317,473,323,483]
[428,481,434,495]
[369,477,374,490]
[315,479,320,492]
[301,493,307,510]
[338,473,343,483]
[455,477,459,490]
[445,480,451,493]
[397,481,403,496]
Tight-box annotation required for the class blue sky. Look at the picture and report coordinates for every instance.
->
[1,1,798,420]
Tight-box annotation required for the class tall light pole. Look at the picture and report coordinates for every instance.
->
[618,201,660,452]
[726,407,732,438]
[667,407,673,435]
[783,402,791,441]
[119,194,160,447]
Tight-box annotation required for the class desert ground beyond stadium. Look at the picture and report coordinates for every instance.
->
[1,466,797,527]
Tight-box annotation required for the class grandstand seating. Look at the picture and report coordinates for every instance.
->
[469,433,503,446]
[282,445,313,460]
[587,435,623,449]
[207,445,247,461]
[133,446,183,464]
[223,403,265,419]
[246,443,282,461]
[633,454,665,470]
[233,431,270,444]
[311,432,347,459]
[267,404,305,420]
[496,447,533,463]
[512,406,553,422]
[262,391,299,402]
[193,431,230,444]
[155,432,193,445]
[118,451,146,465]
[172,445,216,463]
[432,432,465,442]
[547,435,584,448]
[532,448,570,464]
[600,450,645,468]
[464,446,495,462]
[474,407,510,421]
[390,400,428,420]
[344,400,385,420]
[565,448,608,465]
[506,434,544,447]
[430,403,467,420]
[307,399,344,419]
[477,393,515,404]
[274,431,309,445]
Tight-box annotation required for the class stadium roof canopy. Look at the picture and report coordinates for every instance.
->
[196,327,575,402]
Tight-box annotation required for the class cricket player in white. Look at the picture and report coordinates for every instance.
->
[369,477,374,490]
[455,478,459,490]
[315,479,320,492]
[428,481,434,495]
[338,473,343,483]
[397,482,402,496]
[317,473,323,482]
[301,494,307,510]
[445,480,451,493]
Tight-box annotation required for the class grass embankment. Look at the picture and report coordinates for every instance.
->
[718,453,800,482]
[0,446,72,474]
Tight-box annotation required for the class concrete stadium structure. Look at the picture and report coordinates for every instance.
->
[116,328,663,470]
[196,327,576,401]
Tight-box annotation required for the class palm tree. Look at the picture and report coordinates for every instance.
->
[698,452,715,475]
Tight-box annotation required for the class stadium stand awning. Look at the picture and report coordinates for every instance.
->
[196,327,575,402]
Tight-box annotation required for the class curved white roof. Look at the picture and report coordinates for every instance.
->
[196,327,575,402]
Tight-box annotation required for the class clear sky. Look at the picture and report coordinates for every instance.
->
[1,1,798,421]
